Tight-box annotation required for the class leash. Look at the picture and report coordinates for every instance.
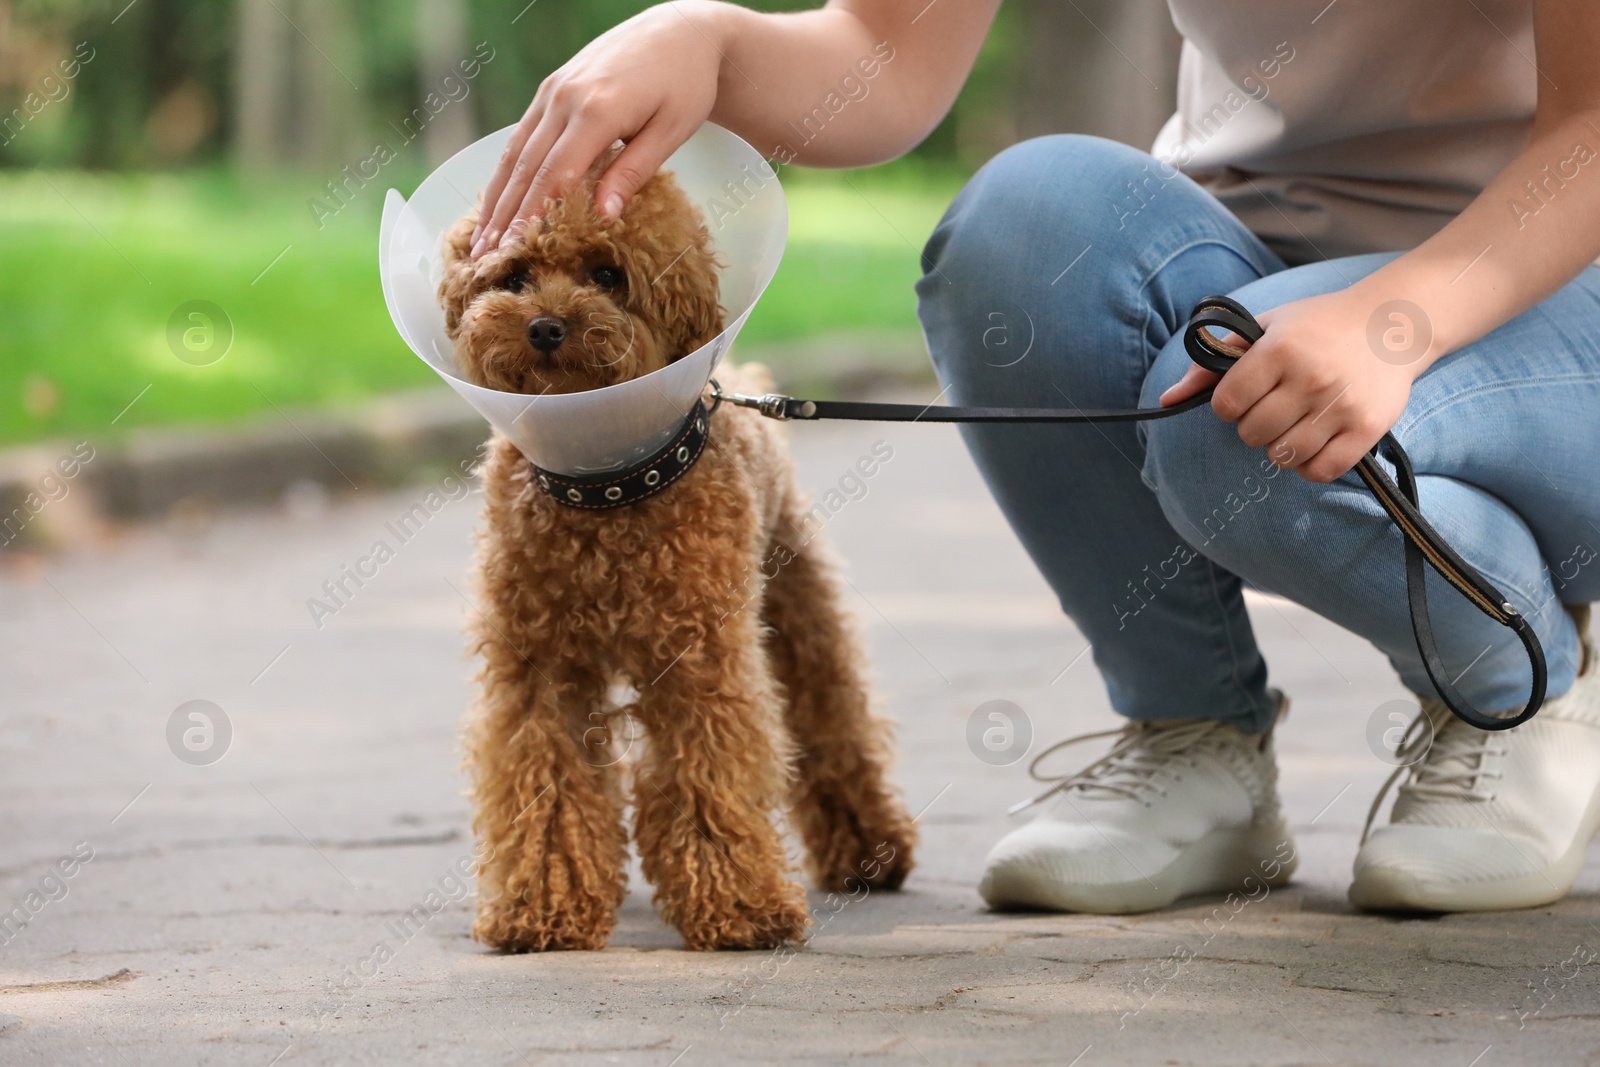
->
[711,294,1547,732]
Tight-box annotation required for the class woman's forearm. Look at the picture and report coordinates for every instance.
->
[700,0,1000,168]
[1354,110,1600,372]
[1354,0,1600,373]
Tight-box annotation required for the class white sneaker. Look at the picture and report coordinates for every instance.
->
[979,692,1297,914]
[1350,615,1600,913]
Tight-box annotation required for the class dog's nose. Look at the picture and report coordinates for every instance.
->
[527,315,567,353]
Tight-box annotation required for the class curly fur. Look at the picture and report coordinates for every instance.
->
[440,166,916,952]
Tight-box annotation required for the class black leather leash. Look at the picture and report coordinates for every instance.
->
[712,294,1547,732]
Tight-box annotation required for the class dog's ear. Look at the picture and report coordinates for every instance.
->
[627,217,729,358]
[612,172,726,360]
[650,227,726,359]
[437,215,478,336]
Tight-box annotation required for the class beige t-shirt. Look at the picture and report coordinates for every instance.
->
[1150,0,1537,266]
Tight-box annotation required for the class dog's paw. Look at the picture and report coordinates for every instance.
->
[474,900,615,953]
[848,818,916,892]
[679,888,810,951]
[805,795,918,894]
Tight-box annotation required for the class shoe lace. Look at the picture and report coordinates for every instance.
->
[1007,719,1229,816]
[1359,703,1507,845]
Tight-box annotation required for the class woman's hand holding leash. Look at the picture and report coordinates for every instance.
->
[1160,288,1419,484]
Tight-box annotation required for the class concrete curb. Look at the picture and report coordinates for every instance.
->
[0,339,934,548]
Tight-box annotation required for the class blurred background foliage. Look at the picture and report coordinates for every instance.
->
[0,0,1176,444]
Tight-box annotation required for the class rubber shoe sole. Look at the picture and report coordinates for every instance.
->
[1349,777,1600,913]
[980,817,1297,915]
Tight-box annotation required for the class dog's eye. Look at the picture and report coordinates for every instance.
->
[589,265,625,291]
[493,269,528,293]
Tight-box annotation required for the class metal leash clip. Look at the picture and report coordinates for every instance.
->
[707,378,816,420]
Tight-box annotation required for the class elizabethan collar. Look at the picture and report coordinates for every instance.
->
[378,122,787,477]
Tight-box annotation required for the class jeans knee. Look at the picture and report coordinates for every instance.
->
[918,134,1159,292]
[1143,399,1286,552]
[917,135,1163,397]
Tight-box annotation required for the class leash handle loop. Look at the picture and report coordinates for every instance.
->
[1186,298,1544,728]
[1182,294,1264,373]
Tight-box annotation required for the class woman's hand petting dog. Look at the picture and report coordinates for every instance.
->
[471,3,724,258]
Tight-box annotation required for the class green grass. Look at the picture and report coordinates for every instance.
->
[0,164,963,446]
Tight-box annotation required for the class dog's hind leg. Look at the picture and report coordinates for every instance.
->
[466,652,628,952]
[760,523,917,894]
[631,612,810,951]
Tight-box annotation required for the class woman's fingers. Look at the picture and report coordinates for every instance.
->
[464,4,729,257]
[474,113,569,258]
[1158,363,1221,406]
[1209,344,1282,423]
[1264,413,1339,472]
[473,96,548,248]
[595,114,686,218]
[1233,390,1311,450]
[1239,378,1372,479]
[502,121,629,241]
[1292,431,1371,483]
[458,6,734,259]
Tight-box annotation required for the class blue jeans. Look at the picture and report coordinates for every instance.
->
[915,135,1600,734]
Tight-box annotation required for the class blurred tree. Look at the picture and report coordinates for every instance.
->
[415,0,474,164]
[295,0,365,167]
[5,0,232,167]
[233,0,365,171]
[233,0,287,172]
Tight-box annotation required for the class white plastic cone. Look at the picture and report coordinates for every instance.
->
[378,122,787,475]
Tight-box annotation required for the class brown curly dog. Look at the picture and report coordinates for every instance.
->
[437,164,916,952]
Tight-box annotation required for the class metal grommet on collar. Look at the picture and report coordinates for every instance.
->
[676,446,690,463]
[604,486,623,501]
[643,470,661,487]
[566,488,583,503]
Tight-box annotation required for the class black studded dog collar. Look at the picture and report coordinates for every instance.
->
[531,399,710,510]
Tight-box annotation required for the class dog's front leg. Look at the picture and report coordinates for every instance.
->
[632,616,809,951]
[466,654,627,952]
